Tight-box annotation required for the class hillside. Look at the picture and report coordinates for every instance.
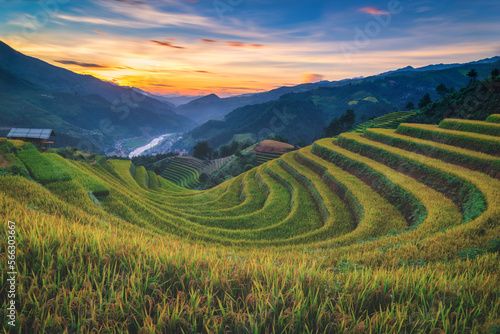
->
[413,78,500,124]
[1,115,499,332]
[173,81,344,124]
[179,99,327,149]
[176,59,500,150]
[0,41,196,152]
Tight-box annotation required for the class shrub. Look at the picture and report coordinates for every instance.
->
[244,164,254,172]
[0,141,20,155]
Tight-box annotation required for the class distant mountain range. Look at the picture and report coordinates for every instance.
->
[0,41,195,153]
[175,57,500,149]
[174,80,359,124]
[172,56,500,125]
[1,39,499,154]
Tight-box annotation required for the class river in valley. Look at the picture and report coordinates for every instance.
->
[128,133,173,158]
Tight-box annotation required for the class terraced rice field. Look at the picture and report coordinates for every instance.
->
[161,156,202,189]
[200,155,234,174]
[255,151,285,165]
[353,110,419,133]
[1,118,499,333]
[160,156,233,189]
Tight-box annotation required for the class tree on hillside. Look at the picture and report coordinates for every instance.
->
[491,68,500,80]
[405,102,415,111]
[193,141,213,160]
[323,109,356,137]
[219,140,249,158]
[199,172,209,183]
[229,140,239,153]
[295,141,308,148]
[467,69,478,82]
[266,134,289,143]
[418,93,432,109]
[436,83,449,98]
[340,109,356,128]
[219,144,231,158]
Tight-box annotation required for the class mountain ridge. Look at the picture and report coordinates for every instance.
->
[172,56,500,124]
[0,41,196,152]
[175,58,500,150]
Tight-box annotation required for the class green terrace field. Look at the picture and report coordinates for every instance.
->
[252,140,297,166]
[256,151,285,165]
[0,117,499,333]
[160,156,233,189]
[353,110,420,133]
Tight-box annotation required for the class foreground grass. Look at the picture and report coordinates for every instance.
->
[1,187,499,333]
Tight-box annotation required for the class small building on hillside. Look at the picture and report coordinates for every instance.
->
[7,128,56,148]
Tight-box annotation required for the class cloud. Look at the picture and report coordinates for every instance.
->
[227,41,264,48]
[194,70,213,74]
[93,30,106,34]
[55,60,108,68]
[199,39,264,48]
[206,86,264,91]
[302,73,324,83]
[358,7,391,15]
[114,0,145,5]
[150,83,174,87]
[150,40,185,49]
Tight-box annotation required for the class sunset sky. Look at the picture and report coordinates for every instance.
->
[1,0,499,97]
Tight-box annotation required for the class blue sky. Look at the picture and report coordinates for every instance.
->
[1,0,499,96]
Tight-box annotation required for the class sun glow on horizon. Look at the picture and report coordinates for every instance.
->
[2,0,499,97]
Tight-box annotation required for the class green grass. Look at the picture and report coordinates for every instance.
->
[45,153,110,196]
[486,114,500,123]
[147,171,161,190]
[17,149,72,184]
[133,165,149,189]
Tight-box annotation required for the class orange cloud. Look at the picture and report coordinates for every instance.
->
[358,7,391,15]
[302,73,324,84]
[93,30,106,34]
[200,39,264,48]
